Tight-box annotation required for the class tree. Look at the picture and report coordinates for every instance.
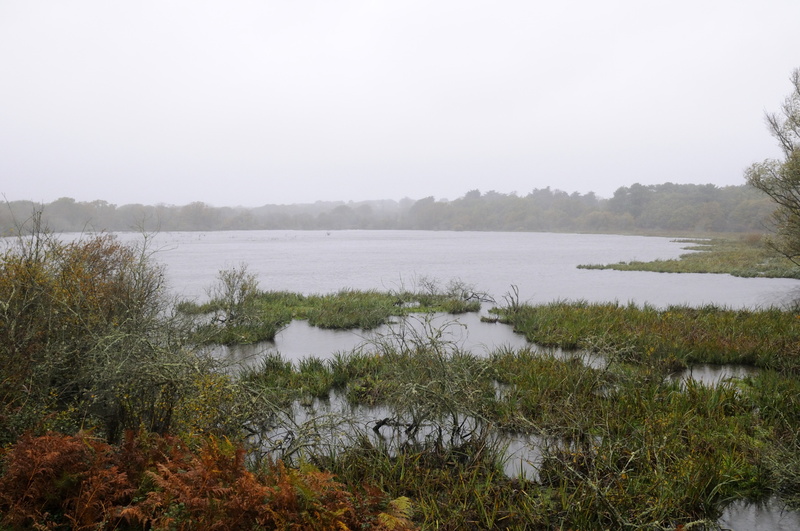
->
[746,68,800,264]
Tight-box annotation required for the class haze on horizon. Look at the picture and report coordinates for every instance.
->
[1,1,799,208]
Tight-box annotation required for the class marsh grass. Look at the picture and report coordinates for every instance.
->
[304,289,399,329]
[488,348,611,435]
[578,235,800,278]
[178,291,296,345]
[11,234,800,528]
[173,286,800,527]
[178,276,487,345]
[322,431,549,530]
[224,310,799,528]
[499,301,800,372]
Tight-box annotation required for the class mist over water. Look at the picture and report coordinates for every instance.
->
[120,230,800,309]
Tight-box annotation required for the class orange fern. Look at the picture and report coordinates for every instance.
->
[0,431,417,530]
[0,432,133,529]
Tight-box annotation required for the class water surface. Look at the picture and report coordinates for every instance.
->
[116,230,800,308]
[213,312,531,365]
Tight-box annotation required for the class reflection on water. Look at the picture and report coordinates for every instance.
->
[258,389,547,480]
[550,349,608,370]
[669,364,758,386]
[212,314,764,394]
[211,315,799,530]
[211,312,531,366]
[719,498,800,531]
[49,230,796,528]
[270,389,800,530]
[501,433,545,479]
[205,305,795,530]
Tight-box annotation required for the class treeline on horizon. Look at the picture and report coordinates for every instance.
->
[1,182,775,236]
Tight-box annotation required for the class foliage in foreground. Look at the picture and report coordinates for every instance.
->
[0,431,414,531]
[0,227,193,445]
[4,227,800,529]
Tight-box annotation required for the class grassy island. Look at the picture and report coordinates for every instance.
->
[579,235,800,279]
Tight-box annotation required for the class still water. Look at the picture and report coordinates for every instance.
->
[124,230,800,308]
[216,312,533,367]
[132,229,800,365]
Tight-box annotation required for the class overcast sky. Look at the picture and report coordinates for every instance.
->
[1,1,799,207]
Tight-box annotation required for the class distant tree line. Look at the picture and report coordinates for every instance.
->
[1,183,775,236]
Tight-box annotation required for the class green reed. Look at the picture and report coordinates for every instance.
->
[498,301,800,372]
[578,236,800,279]
[178,281,485,345]
[194,290,800,527]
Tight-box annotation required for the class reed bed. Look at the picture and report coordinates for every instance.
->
[172,293,800,527]
[578,236,800,278]
[178,278,486,345]
[8,234,800,528]
[10,258,800,528]
[226,305,800,529]
[497,301,800,372]
[7,307,799,528]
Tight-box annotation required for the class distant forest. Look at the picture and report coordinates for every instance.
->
[1,183,775,236]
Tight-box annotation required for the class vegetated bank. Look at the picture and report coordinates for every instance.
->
[2,230,800,529]
[579,233,800,279]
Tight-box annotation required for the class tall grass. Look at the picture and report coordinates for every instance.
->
[229,310,795,528]
[177,275,487,345]
[499,301,800,372]
[22,251,795,528]
[578,236,800,278]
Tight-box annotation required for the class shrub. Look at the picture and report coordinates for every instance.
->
[0,226,204,444]
[0,432,415,530]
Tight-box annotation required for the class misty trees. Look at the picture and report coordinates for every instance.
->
[746,68,800,264]
[1,184,776,235]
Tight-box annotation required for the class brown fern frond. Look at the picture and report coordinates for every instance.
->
[0,432,136,530]
[0,432,87,527]
[1,432,418,530]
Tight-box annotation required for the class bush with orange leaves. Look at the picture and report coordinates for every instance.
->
[0,431,416,530]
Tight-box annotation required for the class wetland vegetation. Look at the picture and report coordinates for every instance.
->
[2,229,800,530]
[579,234,800,279]
[176,267,486,345]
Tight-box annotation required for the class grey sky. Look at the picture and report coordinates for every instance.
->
[1,1,798,207]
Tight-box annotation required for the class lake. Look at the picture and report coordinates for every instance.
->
[124,229,800,308]
[125,229,798,371]
[125,229,800,364]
